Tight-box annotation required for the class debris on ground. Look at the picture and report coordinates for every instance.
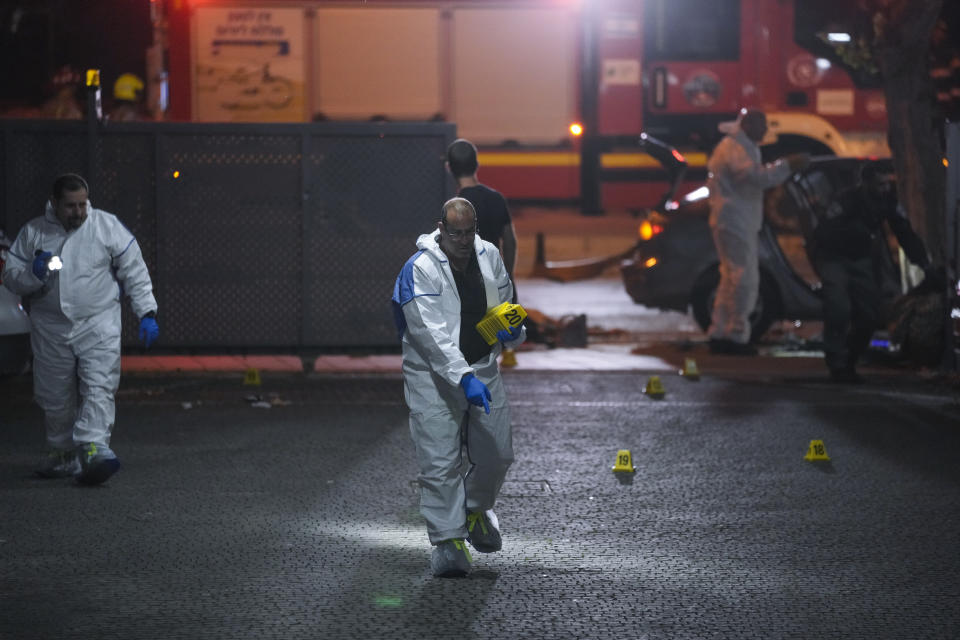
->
[243,392,291,409]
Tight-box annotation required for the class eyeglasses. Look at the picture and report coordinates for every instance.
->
[443,226,477,241]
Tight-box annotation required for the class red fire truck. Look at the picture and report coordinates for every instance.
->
[162,0,888,209]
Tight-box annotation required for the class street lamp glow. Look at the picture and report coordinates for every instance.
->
[569,122,583,136]
[827,32,851,43]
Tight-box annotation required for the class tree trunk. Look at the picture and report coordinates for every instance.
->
[872,0,945,264]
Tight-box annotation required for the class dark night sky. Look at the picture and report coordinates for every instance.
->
[0,0,151,106]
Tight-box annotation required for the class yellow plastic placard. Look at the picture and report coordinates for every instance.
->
[612,449,636,473]
[475,302,527,346]
[243,367,262,386]
[680,358,700,380]
[644,375,665,398]
[804,439,830,461]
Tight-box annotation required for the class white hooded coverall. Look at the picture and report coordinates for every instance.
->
[392,232,525,544]
[706,129,792,344]
[2,203,157,452]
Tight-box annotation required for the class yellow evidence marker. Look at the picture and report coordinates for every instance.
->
[804,440,830,461]
[243,367,262,386]
[644,375,665,398]
[680,358,700,380]
[612,449,636,473]
[476,302,527,346]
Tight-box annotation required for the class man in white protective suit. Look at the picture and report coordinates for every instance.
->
[2,173,158,484]
[391,197,525,578]
[706,109,809,355]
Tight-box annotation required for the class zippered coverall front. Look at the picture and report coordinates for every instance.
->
[707,128,792,344]
[2,202,156,452]
[392,232,525,544]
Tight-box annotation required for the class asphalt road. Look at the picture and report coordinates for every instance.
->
[2,360,958,640]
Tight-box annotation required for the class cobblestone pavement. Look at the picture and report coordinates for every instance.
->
[2,369,959,640]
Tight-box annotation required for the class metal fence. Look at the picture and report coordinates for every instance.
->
[1,119,456,350]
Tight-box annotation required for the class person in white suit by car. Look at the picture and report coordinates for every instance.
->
[707,109,809,354]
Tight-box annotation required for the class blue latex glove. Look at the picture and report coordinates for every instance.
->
[496,325,521,344]
[32,251,52,280]
[139,314,159,348]
[460,373,491,414]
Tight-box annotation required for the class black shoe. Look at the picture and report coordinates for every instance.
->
[75,443,121,485]
[466,510,502,553]
[829,367,863,384]
[430,539,472,578]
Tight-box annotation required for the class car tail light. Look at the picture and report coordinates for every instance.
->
[639,220,663,241]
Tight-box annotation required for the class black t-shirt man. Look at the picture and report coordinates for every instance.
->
[459,184,513,249]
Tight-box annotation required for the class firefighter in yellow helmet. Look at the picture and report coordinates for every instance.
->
[109,73,146,122]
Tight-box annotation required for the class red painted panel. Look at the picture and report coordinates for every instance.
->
[480,166,581,201]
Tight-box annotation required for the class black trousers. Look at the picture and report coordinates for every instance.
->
[815,255,882,371]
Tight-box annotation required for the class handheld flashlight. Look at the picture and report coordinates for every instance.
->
[35,250,62,272]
